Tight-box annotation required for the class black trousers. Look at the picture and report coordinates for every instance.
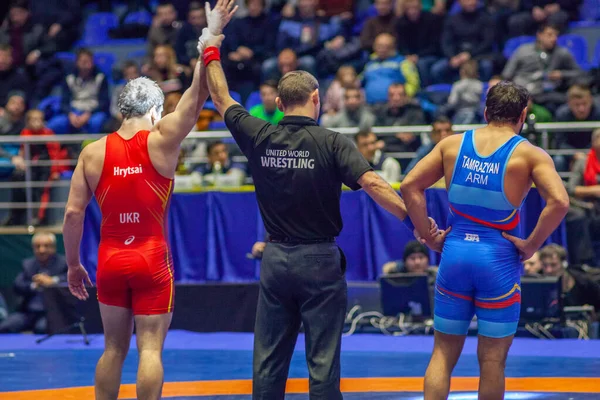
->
[253,241,347,400]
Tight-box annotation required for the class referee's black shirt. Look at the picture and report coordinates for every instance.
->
[224,104,373,240]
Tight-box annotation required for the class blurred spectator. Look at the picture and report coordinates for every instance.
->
[373,84,426,158]
[431,0,495,84]
[396,0,443,87]
[0,44,29,110]
[249,81,284,124]
[322,65,359,115]
[487,75,502,91]
[147,2,181,55]
[0,292,6,323]
[405,116,454,174]
[362,33,420,104]
[263,48,304,82]
[554,84,600,171]
[144,45,190,94]
[486,0,520,47]
[163,92,183,117]
[0,91,26,137]
[508,0,581,37]
[527,97,553,123]
[566,129,600,265]
[196,140,246,187]
[523,251,543,276]
[0,1,50,68]
[540,244,600,312]
[264,0,341,79]
[396,0,447,15]
[321,87,375,130]
[315,12,363,78]
[0,91,26,178]
[501,24,581,114]
[175,2,207,67]
[4,110,66,226]
[104,60,141,133]
[354,129,401,183]
[0,0,62,104]
[446,60,483,124]
[27,0,81,52]
[360,0,397,53]
[222,0,278,99]
[47,48,109,135]
[382,240,436,275]
[0,232,67,333]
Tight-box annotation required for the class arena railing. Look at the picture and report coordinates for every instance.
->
[0,121,599,226]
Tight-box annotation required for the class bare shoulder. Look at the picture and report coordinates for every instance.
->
[80,137,107,161]
[438,133,464,153]
[514,140,552,165]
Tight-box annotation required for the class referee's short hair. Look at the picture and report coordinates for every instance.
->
[277,71,320,109]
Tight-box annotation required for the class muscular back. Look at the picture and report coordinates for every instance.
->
[440,128,539,208]
[82,126,180,193]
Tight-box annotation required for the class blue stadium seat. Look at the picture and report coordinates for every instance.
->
[209,121,227,130]
[245,91,262,110]
[126,49,147,61]
[593,40,600,68]
[352,5,377,36]
[123,10,153,26]
[94,52,117,81]
[37,96,62,121]
[557,34,590,70]
[578,0,600,22]
[424,84,453,94]
[55,51,76,73]
[79,12,119,46]
[230,91,242,103]
[503,36,536,59]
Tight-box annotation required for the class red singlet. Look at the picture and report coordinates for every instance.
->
[95,131,175,315]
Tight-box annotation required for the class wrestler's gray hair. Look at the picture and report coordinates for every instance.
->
[118,77,164,119]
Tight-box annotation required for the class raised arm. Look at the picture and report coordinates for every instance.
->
[154,50,210,149]
[503,147,570,259]
[202,0,239,116]
[63,148,93,300]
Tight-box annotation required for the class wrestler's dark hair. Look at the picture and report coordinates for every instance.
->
[484,81,530,125]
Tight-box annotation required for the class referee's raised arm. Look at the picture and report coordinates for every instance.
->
[201,28,271,156]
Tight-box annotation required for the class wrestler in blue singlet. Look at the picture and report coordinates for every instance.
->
[434,129,526,338]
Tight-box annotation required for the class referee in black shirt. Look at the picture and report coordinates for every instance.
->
[201,27,435,400]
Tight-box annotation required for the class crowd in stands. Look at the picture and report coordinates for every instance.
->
[1,0,600,264]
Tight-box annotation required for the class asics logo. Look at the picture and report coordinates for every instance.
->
[124,236,135,245]
[464,233,480,242]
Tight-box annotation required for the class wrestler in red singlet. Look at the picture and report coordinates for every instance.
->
[95,130,175,315]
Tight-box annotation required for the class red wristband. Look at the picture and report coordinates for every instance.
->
[203,46,220,66]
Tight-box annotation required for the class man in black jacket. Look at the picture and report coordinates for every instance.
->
[508,0,582,37]
[396,0,443,87]
[221,0,278,99]
[430,0,496,84]
[0,232,67,333]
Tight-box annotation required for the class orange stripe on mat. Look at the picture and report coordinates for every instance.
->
[2,377,599,399]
